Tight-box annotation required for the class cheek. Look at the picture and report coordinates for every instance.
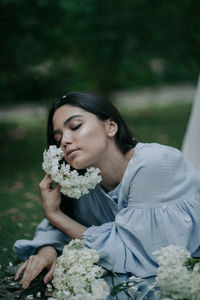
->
[79,124,106,143]
[78,126,107,156]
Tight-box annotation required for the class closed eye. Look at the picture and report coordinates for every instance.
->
[54,123,82,146]
[71,123,82,131]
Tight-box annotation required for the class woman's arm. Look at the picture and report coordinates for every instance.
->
[83,144,200,276]
[46,210,87,239]
[13,218,72,261]
[39,174,87,239]
[14,173,85,288]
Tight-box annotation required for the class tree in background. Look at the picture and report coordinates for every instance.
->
[0,0,199,103]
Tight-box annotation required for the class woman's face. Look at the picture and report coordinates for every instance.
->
[52,104,115,170]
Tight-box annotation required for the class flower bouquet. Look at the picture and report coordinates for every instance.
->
[42,145,102,199]
[51,239,110,300]
[154,245,200,300]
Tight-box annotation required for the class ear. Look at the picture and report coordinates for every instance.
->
[105,118,118,138]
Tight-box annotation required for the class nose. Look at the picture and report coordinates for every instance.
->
[60,130,73,150]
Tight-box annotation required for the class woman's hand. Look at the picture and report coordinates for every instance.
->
[14,246,57,289]
[39,174,61,219]
[39,174,87,239]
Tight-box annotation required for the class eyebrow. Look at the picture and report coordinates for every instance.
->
[53,114,83,136]
[63,114,83,126]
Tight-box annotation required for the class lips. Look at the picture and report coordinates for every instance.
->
[66,148,78,158]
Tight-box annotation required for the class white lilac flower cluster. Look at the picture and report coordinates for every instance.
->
[154,245,200,300]
[42,145,102,199]
[52,239,110,300]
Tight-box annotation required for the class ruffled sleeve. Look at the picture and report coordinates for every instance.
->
[13,218,71,261]
[83,143,200,277]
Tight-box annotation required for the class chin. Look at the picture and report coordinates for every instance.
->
[70,160,87,170]
[71,160,94,170]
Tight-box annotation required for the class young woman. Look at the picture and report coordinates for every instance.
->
[14,92,200,299]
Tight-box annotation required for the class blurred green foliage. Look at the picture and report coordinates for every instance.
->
[0,0,199,103]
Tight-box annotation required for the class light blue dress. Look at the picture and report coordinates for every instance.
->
[13,143,200,299]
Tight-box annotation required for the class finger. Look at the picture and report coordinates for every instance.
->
[20,256,35,287]
[39,174,53,190]
[15,261,27,280]
[20,257,44,289]
[44,262,56,284]
[41,173,53,184]
[54,183,60,192]
[43,173,52,181]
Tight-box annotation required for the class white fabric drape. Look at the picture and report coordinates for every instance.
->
[182,74,200,173]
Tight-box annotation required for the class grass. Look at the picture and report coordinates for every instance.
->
[0,119,47,278]
[0,102,192,278]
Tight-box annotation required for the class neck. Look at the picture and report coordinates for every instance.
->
[99,147,134,192]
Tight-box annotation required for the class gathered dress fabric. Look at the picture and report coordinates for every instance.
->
[14,143,200,299]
